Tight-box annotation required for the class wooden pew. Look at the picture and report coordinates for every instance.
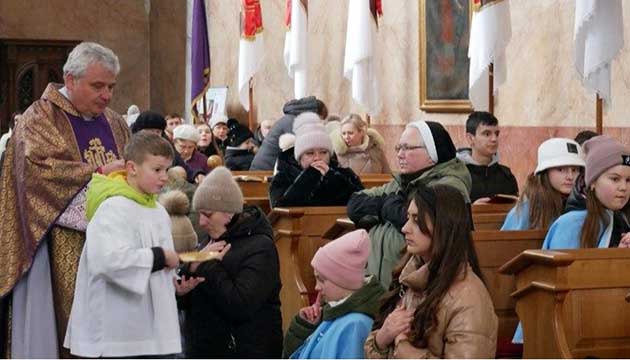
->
[472,230,546,340]
[232,170,272,198]
[472,202,514,230]
[268,206,347,331]
[232,171,273,213]
[500,248,630,359]
[357,173,392,189]
[233,171,391,214]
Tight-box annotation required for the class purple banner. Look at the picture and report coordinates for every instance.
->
[191,0,210,116]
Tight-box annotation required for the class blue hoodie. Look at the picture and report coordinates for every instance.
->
[501,201,531,231]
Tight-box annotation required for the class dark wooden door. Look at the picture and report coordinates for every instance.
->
[0,39,79,133]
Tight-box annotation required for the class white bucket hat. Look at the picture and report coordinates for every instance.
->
[534,138,585,174]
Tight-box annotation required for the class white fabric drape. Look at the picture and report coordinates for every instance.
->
[468,0,512,111]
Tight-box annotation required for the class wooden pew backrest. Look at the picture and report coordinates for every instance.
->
[472,203,514,230]
[472,229,546,339]
[500,248,630,359]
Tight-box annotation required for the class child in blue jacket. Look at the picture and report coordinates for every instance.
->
[283,229,385,359]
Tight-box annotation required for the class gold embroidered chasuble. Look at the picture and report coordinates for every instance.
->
[0,83,130,354]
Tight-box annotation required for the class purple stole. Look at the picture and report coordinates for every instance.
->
[65,112,120,166]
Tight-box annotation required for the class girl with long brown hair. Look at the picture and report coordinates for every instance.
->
[364,185,497,358]
[512,136,630,345]
[501,138,585,230]
[542,135,630,250]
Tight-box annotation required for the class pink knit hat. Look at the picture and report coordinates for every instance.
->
[311,229,370,290]
[583,135,630,187]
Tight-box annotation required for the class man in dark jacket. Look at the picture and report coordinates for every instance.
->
[177,167,283,358]
[456,111,518,203]
[250,96,327,170]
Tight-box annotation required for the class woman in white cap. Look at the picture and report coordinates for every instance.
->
[501,138,585,231]
[268,113,363,208]
[209,114,229,154]
[543,135,630,249]
[511,136,630,345]
[173,124,210,174]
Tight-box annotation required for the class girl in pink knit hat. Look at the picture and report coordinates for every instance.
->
[283,229,385,358]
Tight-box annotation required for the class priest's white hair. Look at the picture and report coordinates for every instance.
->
[63,42,120,78]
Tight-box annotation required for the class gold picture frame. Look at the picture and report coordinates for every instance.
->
[419,0,473,113]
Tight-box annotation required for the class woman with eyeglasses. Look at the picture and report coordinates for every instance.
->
[347,120,472,290]
[269,113,363,208]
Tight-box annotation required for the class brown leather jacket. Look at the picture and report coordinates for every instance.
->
[364,257,497,358]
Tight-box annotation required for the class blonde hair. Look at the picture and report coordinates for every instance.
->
[340,113,367,133]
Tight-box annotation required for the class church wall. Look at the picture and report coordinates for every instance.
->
[207,0,630,187]
[2,0,629,187]
[0,0,151,114]
[149,0,187,117]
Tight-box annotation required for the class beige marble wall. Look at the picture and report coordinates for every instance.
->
[0,0,151,114]
[150,0,187,116]
[3,1,629,129]
[207,0,630,129]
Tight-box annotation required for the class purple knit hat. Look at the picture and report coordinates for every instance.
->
[583,135,630,187]
[311,229,370,290]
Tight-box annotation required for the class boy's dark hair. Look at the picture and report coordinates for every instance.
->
[123,132,174,164]
[466,111,498,135]
[574,130,598,146]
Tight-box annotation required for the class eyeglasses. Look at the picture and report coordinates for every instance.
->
[395,144,425,152]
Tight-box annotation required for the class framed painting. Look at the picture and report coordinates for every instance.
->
[419,0,473,113]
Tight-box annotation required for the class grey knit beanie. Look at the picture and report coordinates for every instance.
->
[192,166,244,213]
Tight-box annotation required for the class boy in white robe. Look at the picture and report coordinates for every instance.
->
[64,132,184,357]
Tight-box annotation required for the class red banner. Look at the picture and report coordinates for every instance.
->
[370,0,383,24]
[241,0,263,39]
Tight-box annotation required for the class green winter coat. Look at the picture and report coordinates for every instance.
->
[352,158,471,289]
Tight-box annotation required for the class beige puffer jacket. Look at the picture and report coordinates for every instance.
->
[364,256,497,359]
[332,128,391,174]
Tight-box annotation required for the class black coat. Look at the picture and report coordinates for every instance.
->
[465,162,518,202]
[224,148,255,171]
[179,205,283,358]
[269,148,364,208]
